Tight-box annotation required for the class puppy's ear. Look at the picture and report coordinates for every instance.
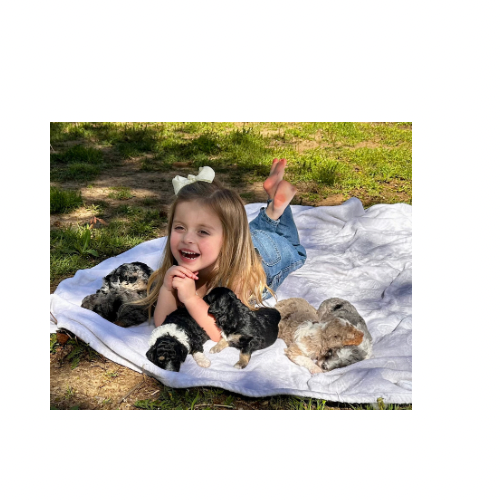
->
[203,290,215,305]
[204,287,225,306]
[176,342,189,362]
[324,319,364,347]
[343,325,364,346]
[208,300,223,317]
[221,293,245,332]
[145,345,155,363]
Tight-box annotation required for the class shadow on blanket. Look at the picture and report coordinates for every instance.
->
[81,262,154,327]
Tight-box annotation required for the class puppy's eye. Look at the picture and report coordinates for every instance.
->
[326,350,332,356]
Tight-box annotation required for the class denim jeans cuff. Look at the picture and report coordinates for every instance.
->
[259,206,280,226]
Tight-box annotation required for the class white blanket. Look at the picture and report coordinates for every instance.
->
[50,198,412,404]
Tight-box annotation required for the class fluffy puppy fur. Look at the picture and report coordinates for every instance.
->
[204,287,281,369]
[146,307,210,372]
[81,262,153,327]
[275,297,371,374]
[316,298,372,371]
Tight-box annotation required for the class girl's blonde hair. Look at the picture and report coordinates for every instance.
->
[140,179,274,314]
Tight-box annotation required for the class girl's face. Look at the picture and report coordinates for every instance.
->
[169,200,224,276]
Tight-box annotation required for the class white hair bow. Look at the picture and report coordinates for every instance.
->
[172,166,216,195]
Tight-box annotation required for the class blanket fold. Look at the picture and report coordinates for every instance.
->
[50,198,412,404]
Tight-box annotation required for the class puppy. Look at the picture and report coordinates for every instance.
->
[81,262,153,327]
[275,297,369,374]
[146,307,210,372]
[316,298,372,371]
[204,287,281,369]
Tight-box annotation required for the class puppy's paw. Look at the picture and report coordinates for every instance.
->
[234,352,250,369]
[210,339,229,354]
[192,352,211,368]
[308,364,324,375]
[197,358,211,368]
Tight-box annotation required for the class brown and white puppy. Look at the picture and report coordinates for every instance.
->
[275,297,370,374]
[316,298,372,371]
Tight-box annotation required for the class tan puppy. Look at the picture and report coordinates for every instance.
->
[275,297,367,374]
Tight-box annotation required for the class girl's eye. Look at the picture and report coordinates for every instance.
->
[200,230,210,235]
[174,226,184,231]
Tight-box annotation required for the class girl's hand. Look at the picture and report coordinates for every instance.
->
[172,275,198,304]
[163,265,198,292]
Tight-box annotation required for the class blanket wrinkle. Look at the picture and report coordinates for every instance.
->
[50,198,412,404]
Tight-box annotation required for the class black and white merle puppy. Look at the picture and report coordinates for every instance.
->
[204,287,281,369]
[81,262,153,327]
[146,307,210,372]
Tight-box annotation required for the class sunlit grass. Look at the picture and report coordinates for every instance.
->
[49,122,412,204]
[108,186,133,200]
[133,386,412,410]
[50,186,83,214]
[50,206,163,286]
[50,122,411,282]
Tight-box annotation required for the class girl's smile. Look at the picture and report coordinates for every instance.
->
[170,200,224,276]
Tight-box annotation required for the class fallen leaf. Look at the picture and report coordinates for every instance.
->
[56,332,70,345]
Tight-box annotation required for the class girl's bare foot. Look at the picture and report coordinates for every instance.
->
[266,181,297,220]
[263,158,287,200]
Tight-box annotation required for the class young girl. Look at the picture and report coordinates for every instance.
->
[141,158,307,342]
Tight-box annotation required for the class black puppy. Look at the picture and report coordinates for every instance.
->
[204,287,281,369]
[81,262,153,327]
[146,307,210,372]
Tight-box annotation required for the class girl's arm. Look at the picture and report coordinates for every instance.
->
[154,265,199,327]
[183,295,222,342]
[171,275,222,342]
[154,285,178,327]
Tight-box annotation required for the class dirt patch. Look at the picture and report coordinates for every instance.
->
[50,347,160,410]
[50,342,345,410]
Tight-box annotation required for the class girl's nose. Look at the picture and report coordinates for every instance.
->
[182,231,195,244]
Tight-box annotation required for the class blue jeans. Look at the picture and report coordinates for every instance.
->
[249,203,307,299]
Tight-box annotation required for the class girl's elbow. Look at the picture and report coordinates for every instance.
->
[210,331,222,342]
[207,324,222,342]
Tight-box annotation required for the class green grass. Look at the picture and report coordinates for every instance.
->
[65,338,100,369]
[50,333,59,354]
[50,330,102,369]
[108,186,133,200]
[49,122,412,204]
[50,206,162,286]
[133,386,412,410]
[50,186,83,213]
[50,162,103,183]
[52,144,104,164]
[140,196,159,206]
